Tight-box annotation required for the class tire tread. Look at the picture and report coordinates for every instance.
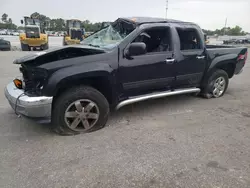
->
[52,85,109,136]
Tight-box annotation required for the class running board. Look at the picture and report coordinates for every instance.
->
[116,88,201,110]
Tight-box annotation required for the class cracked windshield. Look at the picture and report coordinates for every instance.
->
[82,21,135,49]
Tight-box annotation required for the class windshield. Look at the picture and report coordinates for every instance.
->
[81,20,135,49]
[25,18,40,26]
[25,27,40,33]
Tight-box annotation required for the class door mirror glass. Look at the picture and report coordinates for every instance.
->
[126,42,146,57]
[21,20,24,24]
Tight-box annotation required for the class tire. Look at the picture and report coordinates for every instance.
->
[42,43,49,50]
[52,85,110,136]
[63,37,67,46]
[201,69,229,99]
[21,43,30,51]
[63,41,67,46]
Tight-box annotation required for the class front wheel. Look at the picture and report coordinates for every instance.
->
[52,86,110,135]
[201,69,229,99]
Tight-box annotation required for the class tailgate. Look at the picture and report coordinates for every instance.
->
[235,49,248,74]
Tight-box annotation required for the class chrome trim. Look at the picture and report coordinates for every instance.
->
[4,82,53,117]
[166,59,175,63]
[196,56,205,59]
[116,88,200,110]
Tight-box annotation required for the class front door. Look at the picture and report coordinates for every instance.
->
[119,25,176,97]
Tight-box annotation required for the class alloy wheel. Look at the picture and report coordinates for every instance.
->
[212,77,226,98]
[64,99,100,131]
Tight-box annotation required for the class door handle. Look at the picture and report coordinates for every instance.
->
[197,55,205,59]
[166,59,175,64]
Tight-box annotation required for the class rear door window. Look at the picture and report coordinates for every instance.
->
[176,28,202,51]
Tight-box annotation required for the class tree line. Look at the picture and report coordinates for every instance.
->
[202,26,248,36]
[0,13,17,29]
[0,12,109,32]
[1,12,248,35]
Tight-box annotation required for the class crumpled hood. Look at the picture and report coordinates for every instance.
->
[13,45,106,65]
[13,51,48,64]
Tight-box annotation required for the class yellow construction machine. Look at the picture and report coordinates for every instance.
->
[19,16,48,51]
[63,19,85,45]
[204,33,209,44]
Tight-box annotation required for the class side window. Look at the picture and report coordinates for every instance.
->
[176,28,202,51]
[132,27,171,54]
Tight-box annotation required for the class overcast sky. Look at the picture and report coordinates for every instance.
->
[1,0,250,31]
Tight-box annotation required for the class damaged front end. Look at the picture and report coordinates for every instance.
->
[19,65,48,96]
[5,52,52,118]
[5,45,107,118]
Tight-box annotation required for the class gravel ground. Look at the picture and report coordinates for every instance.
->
[0,51,250,188]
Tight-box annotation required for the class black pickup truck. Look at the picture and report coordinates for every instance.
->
[5,17,248,135]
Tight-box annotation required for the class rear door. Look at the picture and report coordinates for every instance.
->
[173,27,207,88]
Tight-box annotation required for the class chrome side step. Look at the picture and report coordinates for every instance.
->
[116,88,200,110]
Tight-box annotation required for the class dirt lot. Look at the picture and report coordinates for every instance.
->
[0,51,250,188]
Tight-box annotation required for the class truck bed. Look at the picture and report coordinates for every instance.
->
[206,45,247,56]
[206,45,248,75]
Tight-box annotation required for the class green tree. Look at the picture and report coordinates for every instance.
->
[1,13,8,23]
[0,15,17,30]
[30,12,40,19]
[17,26,25,30]
[8,18,12,24]
[30,12,50,29]
[228,26,242,36]
[203,26,247,36]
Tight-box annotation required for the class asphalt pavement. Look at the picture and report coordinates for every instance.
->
[0,51,250,188]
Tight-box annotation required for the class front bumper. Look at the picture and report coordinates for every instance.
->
[4,82,53,118]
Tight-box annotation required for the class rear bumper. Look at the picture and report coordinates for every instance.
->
[21,40,47,46]
[4,82,53,118]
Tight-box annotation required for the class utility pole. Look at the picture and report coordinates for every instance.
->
[223,18,227,36]
[166,0,169,19]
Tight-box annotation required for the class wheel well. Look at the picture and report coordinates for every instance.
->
[54,76,113,105]
[216,63,235,78]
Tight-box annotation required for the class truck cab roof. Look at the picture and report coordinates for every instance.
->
[119,17,195,26]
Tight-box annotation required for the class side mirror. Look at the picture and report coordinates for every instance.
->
[21,20,24,24]
[125,42,146,57]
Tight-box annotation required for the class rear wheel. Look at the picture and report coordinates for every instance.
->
[63,37,67,46]
[201,69,229,99]
[52,86,110,135]
[42,43,49,50]
[21,43,30,51]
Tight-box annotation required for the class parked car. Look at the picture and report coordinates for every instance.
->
[223,38,250,45]
[4,17,248,135]
[0,30,7,35]
[0,38,11,51]
[243,39,250,44]
[6,30,12,35]
[11,31,19,36]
